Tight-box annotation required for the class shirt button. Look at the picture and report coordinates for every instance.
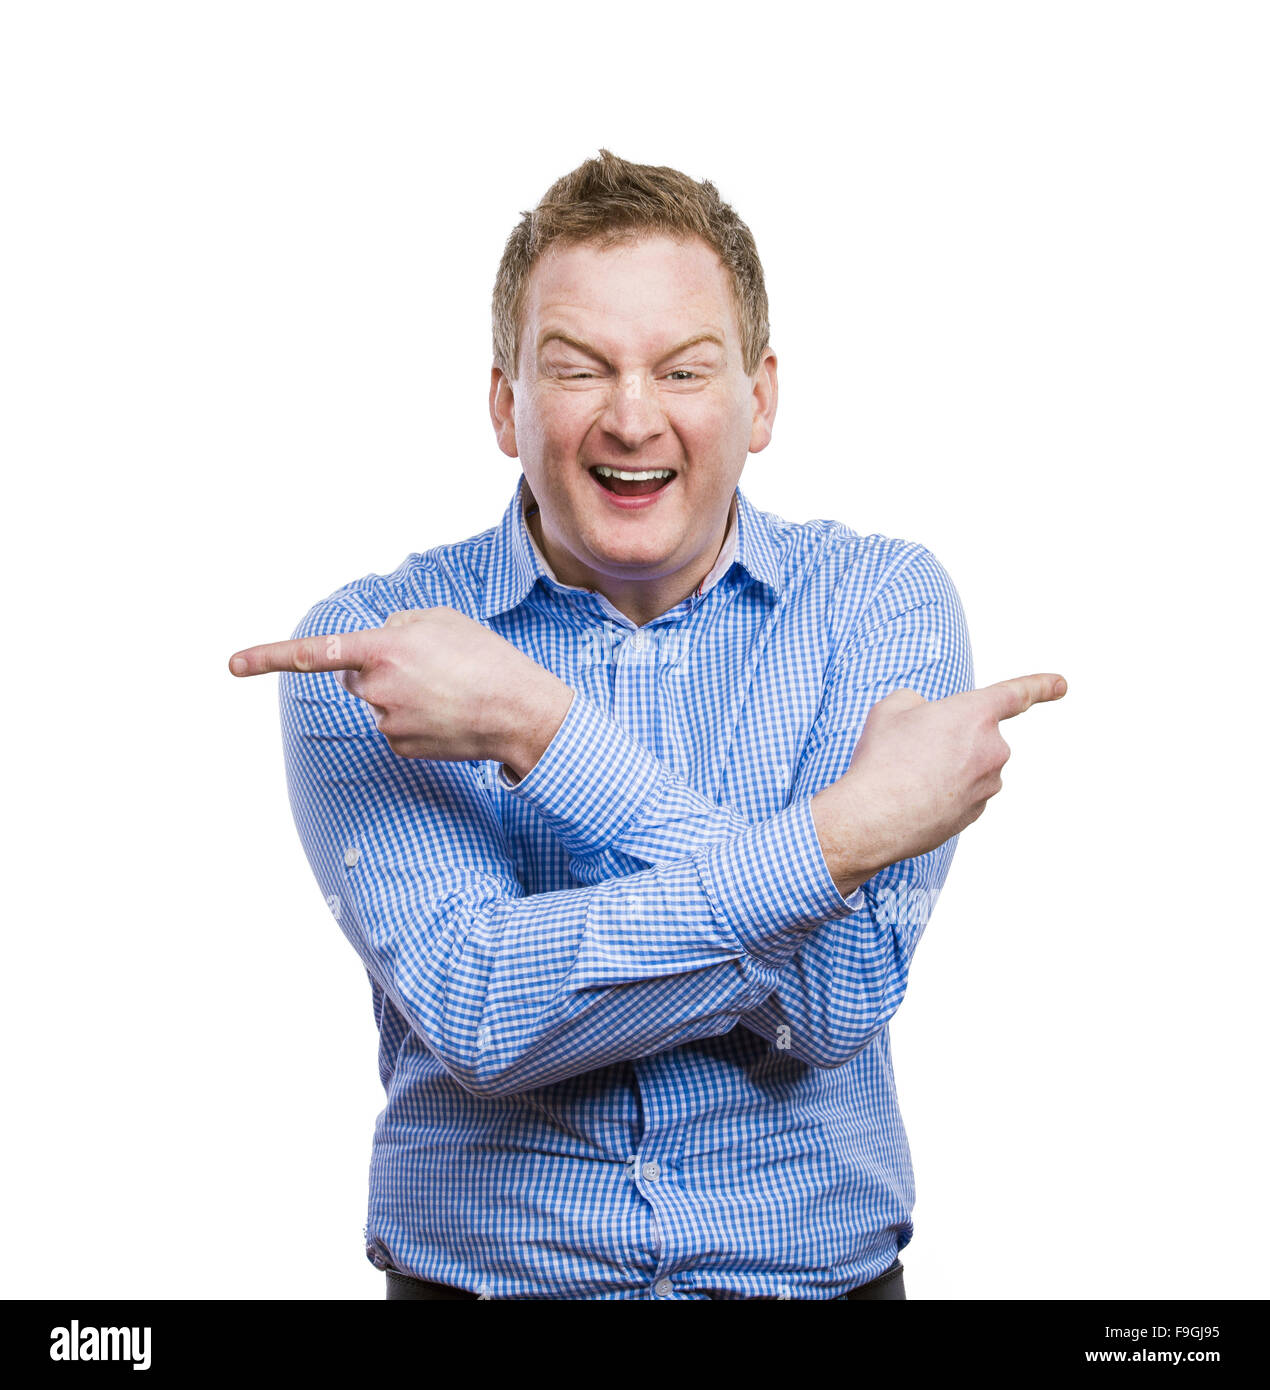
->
[344,847,360,867]
[641,1161,661,1181]
[655,1278,673,1297]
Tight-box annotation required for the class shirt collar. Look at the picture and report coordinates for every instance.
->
[477,473,783,620]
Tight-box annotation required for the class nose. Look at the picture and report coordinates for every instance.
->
[597,370,666,451]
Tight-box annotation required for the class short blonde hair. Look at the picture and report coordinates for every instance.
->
[492,149,770,380]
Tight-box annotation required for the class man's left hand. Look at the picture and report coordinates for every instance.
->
[228,606,574,778]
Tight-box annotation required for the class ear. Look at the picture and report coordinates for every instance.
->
[748,347,778,454]
[489,366,519,458]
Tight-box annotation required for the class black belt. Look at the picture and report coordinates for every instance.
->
[386,1257,905,1301]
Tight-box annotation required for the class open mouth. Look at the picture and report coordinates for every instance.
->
[588,466,676,498]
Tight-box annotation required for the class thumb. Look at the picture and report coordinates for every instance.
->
[383,608,433,628]
[877,687,927,714]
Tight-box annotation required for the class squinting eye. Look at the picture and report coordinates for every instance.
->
[666,370,697,381]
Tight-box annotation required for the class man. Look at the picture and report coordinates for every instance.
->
[229,150,1065,1300]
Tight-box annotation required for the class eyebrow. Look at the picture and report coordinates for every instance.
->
[537,330,727,366]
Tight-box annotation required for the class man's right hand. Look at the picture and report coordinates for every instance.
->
[811,673,1067,897]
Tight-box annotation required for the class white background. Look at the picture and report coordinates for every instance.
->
[3,1,1265,1300]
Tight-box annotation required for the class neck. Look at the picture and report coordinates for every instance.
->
[526,496,734,627]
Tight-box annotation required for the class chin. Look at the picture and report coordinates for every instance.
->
[587,534,678,571]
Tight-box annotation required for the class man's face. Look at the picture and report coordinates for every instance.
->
[490,234,777,602]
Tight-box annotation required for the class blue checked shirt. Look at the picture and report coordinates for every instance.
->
[280,474,974,1300]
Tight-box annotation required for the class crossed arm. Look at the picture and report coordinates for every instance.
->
[277,596,857,1096]
[501,548,975,1067]
[238,549,1064,1094]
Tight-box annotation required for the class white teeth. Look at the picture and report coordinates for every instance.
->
[593,467,673,481]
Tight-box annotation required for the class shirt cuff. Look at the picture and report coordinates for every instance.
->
[697,796,863,966]
[497,690,667,858]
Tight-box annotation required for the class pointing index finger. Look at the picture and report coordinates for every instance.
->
[228,630,371,677]
[983,673,1068,721]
